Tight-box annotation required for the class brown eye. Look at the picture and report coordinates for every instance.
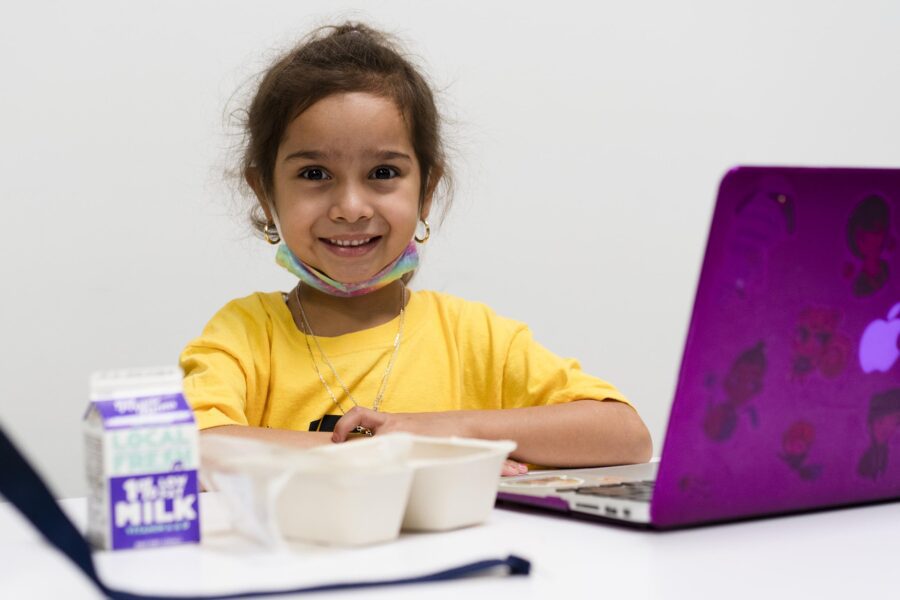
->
[300,168,329,181]
[371,166,398,180]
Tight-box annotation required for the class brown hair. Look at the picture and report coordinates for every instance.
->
[239,22,451,235]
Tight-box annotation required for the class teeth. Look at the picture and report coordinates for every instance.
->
[330,238,372,247]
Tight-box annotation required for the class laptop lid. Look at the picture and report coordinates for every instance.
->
[651,166,900,527]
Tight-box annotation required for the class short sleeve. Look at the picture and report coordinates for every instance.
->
[501,325,631,410]
[179,297,269,430]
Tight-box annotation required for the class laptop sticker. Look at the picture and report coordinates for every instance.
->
[728,177,796,298]
[778,420,823,481]
[703,342,766,442]
[791,306,852,380]
[845,195,893,298]
[728,182,796,297]
[857,389,900,480]
[859,303,900,374]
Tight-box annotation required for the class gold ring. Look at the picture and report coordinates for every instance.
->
[352,425,374,437]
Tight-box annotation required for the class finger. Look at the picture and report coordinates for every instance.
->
[501,459,526,477]
[332,408,381,443]
[331,411,363,443]
[501,462,520,477]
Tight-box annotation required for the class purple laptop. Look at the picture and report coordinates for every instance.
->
[497,166,900,528]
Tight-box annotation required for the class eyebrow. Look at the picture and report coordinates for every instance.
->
[282,149,413,163]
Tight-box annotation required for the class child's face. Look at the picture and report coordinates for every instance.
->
[266,92,429,284]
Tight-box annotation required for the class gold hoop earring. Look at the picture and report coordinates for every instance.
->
[414,219,430,244]
[263,222,281,245]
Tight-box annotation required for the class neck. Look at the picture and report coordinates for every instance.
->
[289,280,407,337]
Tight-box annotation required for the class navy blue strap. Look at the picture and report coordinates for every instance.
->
[0,425,530,599]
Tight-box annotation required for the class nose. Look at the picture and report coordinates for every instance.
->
[328,181,374,223]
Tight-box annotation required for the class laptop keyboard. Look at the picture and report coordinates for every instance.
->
[570,480,655,503]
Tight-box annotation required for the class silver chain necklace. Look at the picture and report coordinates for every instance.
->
[295,282,406,417]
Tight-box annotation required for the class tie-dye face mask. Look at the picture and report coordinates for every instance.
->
[275,242,419,297]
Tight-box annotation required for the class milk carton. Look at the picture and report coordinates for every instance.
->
[84,367,200,550]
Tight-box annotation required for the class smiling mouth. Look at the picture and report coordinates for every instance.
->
[320,236,382,249]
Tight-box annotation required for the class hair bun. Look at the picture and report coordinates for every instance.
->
[334,23,373,37]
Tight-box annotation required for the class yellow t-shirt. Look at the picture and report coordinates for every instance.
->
[180,290,630,432]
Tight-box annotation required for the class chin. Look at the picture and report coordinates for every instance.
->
[329,266,383,284]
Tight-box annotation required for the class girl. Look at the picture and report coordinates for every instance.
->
[181,23,652,475]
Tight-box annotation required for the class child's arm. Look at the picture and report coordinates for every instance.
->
[204,424,531,475]
[330,400,652,467]
[201,425,334,449]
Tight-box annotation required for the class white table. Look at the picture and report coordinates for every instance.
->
[1,493,896,599]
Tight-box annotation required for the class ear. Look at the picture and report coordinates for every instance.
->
[419,166,442,220]
[245,166,275,222]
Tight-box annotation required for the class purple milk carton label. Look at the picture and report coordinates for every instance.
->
[109,470,200,550]
[85,370,201,551]
[93,393,196,430]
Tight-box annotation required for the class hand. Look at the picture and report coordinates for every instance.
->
[501,459,529,477]
[331,406,467,442]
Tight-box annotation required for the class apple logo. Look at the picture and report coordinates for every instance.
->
[859,303,900,373]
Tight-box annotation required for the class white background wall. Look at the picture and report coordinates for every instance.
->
[1,0,898,498]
